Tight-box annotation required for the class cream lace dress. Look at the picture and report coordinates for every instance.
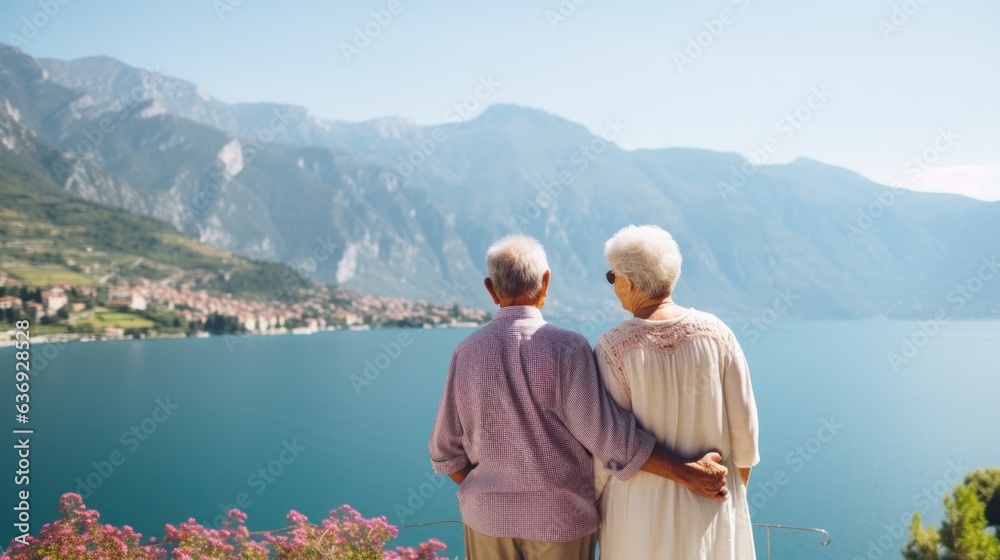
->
[593,309,759,560]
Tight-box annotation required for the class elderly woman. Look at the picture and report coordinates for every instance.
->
[593,225,759,559]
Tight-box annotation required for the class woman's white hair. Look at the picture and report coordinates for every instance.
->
[486,234,549,299]
[604,224,682,299]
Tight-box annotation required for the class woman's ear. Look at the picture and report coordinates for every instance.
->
[623,275,636,294]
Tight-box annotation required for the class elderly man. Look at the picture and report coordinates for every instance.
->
[429,234,729,560]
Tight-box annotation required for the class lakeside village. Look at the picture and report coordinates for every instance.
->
[0,271,489,346]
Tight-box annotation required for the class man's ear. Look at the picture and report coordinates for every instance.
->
[530,270,552,310]
[484,277,501,305]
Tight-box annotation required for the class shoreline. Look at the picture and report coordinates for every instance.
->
[5,317,998,348]
[0,321,485,348]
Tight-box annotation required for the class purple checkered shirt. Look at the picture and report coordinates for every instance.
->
[428,305,656,541]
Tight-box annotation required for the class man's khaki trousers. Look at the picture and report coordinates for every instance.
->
[464,525,597,560]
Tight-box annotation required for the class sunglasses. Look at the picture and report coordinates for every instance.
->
[606,270,616,284]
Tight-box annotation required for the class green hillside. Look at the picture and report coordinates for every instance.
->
[0,147,310,299]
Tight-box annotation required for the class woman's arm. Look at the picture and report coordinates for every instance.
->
[740,467,751,486]
[723,336,760,471]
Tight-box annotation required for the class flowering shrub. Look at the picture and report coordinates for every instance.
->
[2,493,448,560]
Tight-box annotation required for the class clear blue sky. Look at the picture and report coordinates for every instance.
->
[3,0,998,199]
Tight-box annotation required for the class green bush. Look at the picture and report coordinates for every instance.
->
[904,469,1000,560]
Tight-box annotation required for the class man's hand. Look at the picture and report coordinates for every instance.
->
[448,465,473,485]
[640,446,729,502]
[680,452,729,502]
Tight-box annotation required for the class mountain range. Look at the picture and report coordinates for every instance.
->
[1,44,997,320]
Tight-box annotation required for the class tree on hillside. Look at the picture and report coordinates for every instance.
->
[904,469,1000,560]
[203,312,244,334]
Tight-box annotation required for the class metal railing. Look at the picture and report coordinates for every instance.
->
[753,523,832,559]
[400,520,831,560]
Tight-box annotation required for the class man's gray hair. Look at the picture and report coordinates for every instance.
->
[604,224,683,299]
[486,234,549,299]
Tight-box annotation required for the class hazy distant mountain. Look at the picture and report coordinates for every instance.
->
[5,46,998,320]
[37,55,425,155]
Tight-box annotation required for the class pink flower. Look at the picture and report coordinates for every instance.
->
[5,493,448,560]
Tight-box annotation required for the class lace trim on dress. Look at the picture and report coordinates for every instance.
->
[596,310,735,402]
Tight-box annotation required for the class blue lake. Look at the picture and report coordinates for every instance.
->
[2,319,998,559]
